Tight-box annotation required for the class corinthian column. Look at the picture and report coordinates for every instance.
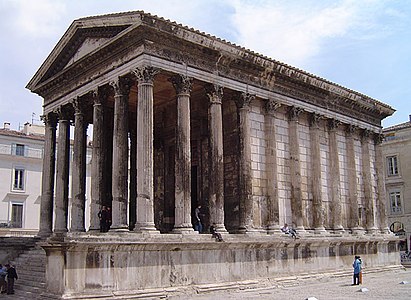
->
[132,66,160,232]
[70,98,88,232]
[171,74,194,234]
[54,107,70,234]
[361,129,378,234]
[265,99,281,234]
[38,113,57,237]
[235,92,255,233]
[206,84,227,232]
[345,125,363,234]
[309,113,326,233]
[374,133,390,234]
[90,89,107,230]
[110,78,130,231]
[288,106,305,232]
[328,119,344,232]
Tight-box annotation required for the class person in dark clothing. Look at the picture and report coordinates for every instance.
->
[98,206,109,232]
[106,206,112,231]
[210,223,223,242]
[5,264,18,295]
[352,255,362,285]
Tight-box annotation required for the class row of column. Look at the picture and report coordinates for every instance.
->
[38,66,228,236]
[39,65,388,236]
[236,97,388,234]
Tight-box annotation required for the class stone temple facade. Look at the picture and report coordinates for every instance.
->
[26,11,399,299]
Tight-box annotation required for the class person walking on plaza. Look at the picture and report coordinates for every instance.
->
[5,264,18,295]
[0,264,7,294]
[352,255,362,285]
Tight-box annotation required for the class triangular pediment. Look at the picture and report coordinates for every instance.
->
[27,12,145,90]
[64,36,112,69]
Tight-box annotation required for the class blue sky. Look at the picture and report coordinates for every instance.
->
[0,0,410,130]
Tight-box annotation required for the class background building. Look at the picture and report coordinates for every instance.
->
[0,122,92,235]
[383,115,411,253]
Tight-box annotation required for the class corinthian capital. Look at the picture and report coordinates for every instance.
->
[288,106,303,121]
[235,92,255,109]
[374,132,385,145]
[205,84,223,105]
[309,113,322,128]
[41,113,58,128]
[132,66,160,84]
[170,74,193,95]
[265,99,281,115]
[327,118,341,131]
[109,77,132,96]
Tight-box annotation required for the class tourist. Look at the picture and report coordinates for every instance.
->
[352,255,362,285]
[0,264,6,293]
[194,205,203,233]
[281,223,297,239]
[5,264,18,295]
[210,223,223,242]
[98,206,109,232]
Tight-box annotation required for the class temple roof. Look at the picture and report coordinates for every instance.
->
[27,11,395,121]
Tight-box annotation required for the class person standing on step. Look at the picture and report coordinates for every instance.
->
[5,264,18,295]
[0,264,7,293]
[194,205,203,233]
[352,255,362,285]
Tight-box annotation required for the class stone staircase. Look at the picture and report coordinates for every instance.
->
[9,242,59,299]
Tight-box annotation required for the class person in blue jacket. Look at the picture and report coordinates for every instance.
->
[352,255,362,285]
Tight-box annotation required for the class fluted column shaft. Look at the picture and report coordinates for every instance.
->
[90,90,106,230]
[236,92,254,233]
[265,100,281,234]
[374,133,389,233]
[70,99,87,232]
[309,113,325,232]
[361,130,377,233]
[206,84,226,232]
[346,125,362,233]
[110,78,130,231]
[54,108,70,234]
[129,128,137,230]
[171,74,194,233]
[133,66,159,232]
[288,107,305,231]
[38,113,57,237]
[328,119,344,231]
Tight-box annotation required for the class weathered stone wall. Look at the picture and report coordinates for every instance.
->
[42,235,401,298]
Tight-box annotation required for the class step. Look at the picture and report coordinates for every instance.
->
[15,279,46,289]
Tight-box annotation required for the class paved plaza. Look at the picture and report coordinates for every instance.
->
[170,268,411,300]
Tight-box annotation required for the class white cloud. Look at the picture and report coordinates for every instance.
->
[11,0,66,38]
[226,0,393,66]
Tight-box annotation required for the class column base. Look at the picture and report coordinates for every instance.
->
[332,225,345,234]
[238,226,264,235]
[172,227,196,234]
[133,222,160,233]
[351,227,366,235]
[267,224,282,235]
[366,227,379,235]
[314,226,328,234]
[215,223,228,233]
[111,226,130,232]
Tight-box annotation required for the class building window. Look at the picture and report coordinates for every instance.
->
[13,168,25,191]
[13,144,26,156]
[387,156,399,176]
[10,203,23,228]
[389,191,402,214]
